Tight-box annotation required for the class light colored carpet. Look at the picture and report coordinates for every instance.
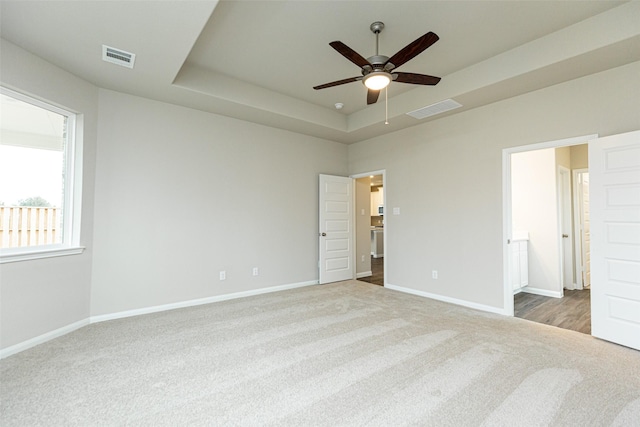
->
[1,280,639,426]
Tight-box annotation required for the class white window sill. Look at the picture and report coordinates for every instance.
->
[0,246,85,264]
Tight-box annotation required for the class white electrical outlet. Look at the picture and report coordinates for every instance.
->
[219,271,226,280]
[432,270,438,279]
[252,267,259,276]
[361,255,365,262]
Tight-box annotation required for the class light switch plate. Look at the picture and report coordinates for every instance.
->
[393,207,400,215]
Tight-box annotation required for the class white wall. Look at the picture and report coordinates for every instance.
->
[511,148,560,293]
[90,89,348,316]
[348,61,640,311]
[0,39,99,349]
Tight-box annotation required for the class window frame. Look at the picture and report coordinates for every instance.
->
[0,86,84,263]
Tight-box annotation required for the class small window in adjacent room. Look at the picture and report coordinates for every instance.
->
[0,87,83,262]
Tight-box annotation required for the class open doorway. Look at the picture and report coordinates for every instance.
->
[353,172,385,286]
[507,141,592,334]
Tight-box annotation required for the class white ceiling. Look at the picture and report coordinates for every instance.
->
[1,1,639,144]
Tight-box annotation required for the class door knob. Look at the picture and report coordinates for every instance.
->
[320,232,327,237]
[562,234,569,238]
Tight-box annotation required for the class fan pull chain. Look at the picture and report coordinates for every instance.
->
[385,87,389,125]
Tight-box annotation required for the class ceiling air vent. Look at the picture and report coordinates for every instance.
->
[406,99,462,120]
[102,45,136,69]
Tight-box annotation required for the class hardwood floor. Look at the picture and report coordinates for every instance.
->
[358,256,383,286]
[514,289,591,334]
[360,262,590,334]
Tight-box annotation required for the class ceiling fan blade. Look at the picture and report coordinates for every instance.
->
[385,31,439,69]
[313,76,361,90]
[329,41,371,68]
[393,72,441,86]
[367,89,380,105]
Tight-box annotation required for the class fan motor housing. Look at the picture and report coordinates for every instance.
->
[367,55,389,67]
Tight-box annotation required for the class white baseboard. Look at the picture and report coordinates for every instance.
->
[385,283,508,315]
[356,271,372,279]
[0,318,89,359]
[521,287,563,298]
[90,280,319,323]
[564,283,581,291]
[2,280,318,359]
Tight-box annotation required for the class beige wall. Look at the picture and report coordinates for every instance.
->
[0,38,347,350]
[348,61,640,311]
[90,89,348,316]
[570,144,589,169]
[555,146,571,169]
[0,39,99,349]
[2,37,639,351]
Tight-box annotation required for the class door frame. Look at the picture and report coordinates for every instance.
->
[502,134,597,316]
[557,165,573,291]
[572,168,589,290]
[318,174,355,284]
[351,170,386,287]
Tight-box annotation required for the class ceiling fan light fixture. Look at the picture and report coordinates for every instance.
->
[363,72,391,90]
[314,23,440,106]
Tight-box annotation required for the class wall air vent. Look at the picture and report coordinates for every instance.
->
[102,45,136,69]
[406,99,462,120]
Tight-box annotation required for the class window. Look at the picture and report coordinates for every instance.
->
[0,87,83,262]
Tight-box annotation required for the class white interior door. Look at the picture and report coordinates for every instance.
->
[590,130,640,350]
[319,174,354,284]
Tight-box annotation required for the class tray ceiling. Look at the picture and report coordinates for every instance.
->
[1,1,638,144]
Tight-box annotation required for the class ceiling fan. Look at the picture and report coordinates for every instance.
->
[313,22,441,105]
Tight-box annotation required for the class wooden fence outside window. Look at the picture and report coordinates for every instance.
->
[0,206,61,248]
